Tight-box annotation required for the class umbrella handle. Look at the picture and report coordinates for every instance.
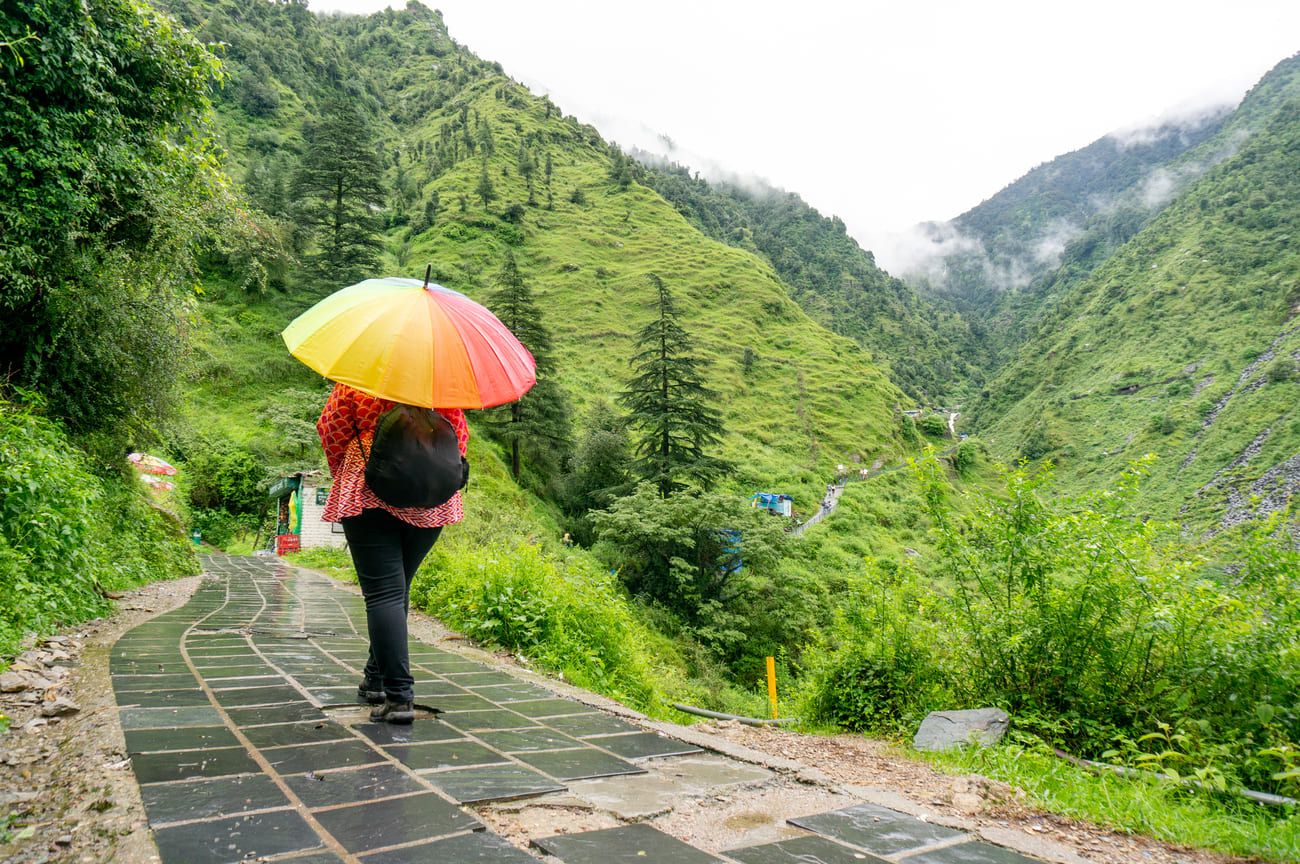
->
[423,264,431,289]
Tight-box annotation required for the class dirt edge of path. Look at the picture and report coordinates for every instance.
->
[0,574,203,864]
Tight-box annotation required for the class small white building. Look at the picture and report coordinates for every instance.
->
[269,471,346,553]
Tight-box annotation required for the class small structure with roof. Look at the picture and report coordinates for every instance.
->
[268,471,346,554]
[750,492,793,518]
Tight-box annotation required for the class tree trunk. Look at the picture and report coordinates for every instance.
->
[510,401,521,479]
[332,175,344,266]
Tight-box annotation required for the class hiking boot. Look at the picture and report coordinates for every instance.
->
[356,679,385,705]
[369,699,415,724]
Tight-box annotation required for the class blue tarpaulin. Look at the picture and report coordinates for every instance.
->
[750,492,793,517]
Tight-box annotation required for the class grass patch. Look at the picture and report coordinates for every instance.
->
[284,546,354,582]
[0,399,198,661]
[921,742,1300,863]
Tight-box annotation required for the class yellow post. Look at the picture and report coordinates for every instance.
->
[766,656,778,719]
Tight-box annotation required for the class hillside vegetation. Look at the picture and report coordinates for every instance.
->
[634,160,976,401]
[973,84,1300,530]
[910,54,1300,380]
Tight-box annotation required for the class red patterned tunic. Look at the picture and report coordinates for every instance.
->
[316,383,469,528]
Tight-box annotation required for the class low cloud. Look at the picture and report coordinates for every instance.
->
[865,222,984,285]
[1106,100,1233,150]
[1032,220,1084,265]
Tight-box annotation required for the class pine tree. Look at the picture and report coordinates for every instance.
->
[291,98,386,282]
[475,163,497,207]
[620,274,727,497]
[484,252,571,480]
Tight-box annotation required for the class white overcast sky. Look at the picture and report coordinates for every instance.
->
[310,0,1300,270]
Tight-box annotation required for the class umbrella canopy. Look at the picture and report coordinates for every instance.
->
[128,452,177,476]
[281,277,536,409]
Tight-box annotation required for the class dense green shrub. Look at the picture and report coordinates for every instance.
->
[593,484,822,675]
[950,438,982,475]
[178,436,268,515]
[800,563,949,734]
[189,508,261,549]
[0,401,196,657]
[919,413,948,437]
[0,0,253,452]
[409,543,663,712]
[803,452,1300,795]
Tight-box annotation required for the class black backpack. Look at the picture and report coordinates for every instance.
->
[357,405,468,509]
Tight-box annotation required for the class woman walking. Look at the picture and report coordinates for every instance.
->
[317,383,469,723]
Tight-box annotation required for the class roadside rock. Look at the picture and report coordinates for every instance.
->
[913,708,1010,751]
[40,696,81,717]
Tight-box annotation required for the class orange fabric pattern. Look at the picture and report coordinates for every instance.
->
[316,383,469,527]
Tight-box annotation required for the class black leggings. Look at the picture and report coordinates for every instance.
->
[341,509,441,702]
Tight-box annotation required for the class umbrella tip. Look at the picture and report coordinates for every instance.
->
[423,264,432,289]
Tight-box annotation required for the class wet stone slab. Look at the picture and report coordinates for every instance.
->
[475,728,583,753]
[427,693,497,712]
[789,804,967,857]
[241,720,354,748]
[355,720,466,746]
[212,685,300,707]
[132,746,260,784]
[283,762,427,809]
[586,731,703,761]
[508,698,594,718]
[125,725,241,754]
[259,739,387,774]
[543,712,642,738]
[119,688,211,708]
[387,740,508,772]
[151,809,322,864]
[225,702,325,726]
[425,765,566,804]
[139,774,288,826]
[364,831,542,863]
[725,835,888,864]
[310,792,481,854]
[120,705,225,730]
[901,841,1045,864]
[469,682,556,702]
[441,709,538,732]
[513,747,645,782]
[532,823,725,863]
[113,674,201,691]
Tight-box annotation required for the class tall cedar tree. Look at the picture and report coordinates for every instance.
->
[620,274,727,497]
[484,253,570,480]
[292,99,386,282]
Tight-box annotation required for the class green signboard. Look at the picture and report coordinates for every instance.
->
[268,476,300,499]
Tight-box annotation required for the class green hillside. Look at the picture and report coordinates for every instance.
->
[911,54,1300,381]
[973,94,1300,530]
[634,160,976,402]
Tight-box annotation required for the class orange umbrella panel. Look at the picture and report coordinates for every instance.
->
[282,278,536,409]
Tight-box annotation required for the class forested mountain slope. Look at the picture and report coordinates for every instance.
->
[973,94,1300,531]
[909,53,1300,377]
[635,161,976,401]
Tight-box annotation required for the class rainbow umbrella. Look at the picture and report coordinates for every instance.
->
[281,275,536,409]
[127,452,177,476]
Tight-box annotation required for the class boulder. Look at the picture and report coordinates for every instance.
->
[913,708,1009,752]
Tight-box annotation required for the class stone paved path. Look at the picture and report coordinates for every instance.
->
[110,555,1046,864]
